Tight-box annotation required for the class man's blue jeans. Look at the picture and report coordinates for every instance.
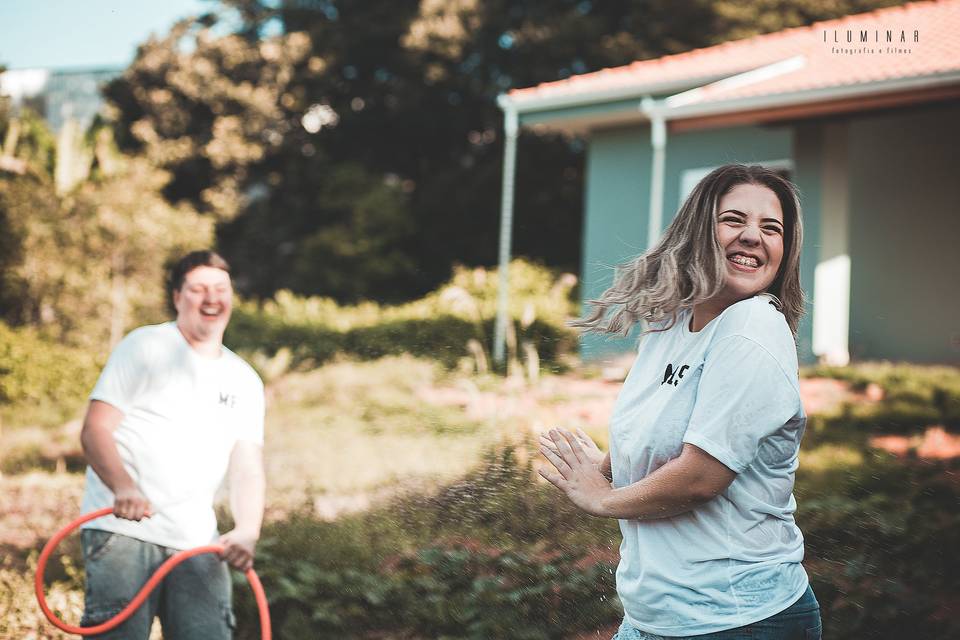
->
[80,529,234,640]
[612,584,822,639]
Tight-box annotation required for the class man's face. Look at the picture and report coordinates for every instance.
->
[173,266,233,342]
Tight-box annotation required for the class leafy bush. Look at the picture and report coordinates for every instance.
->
[799,456,960,639]
[238,439,960,639]
[226,260,579,371]
[0,321,101,427]
[252,543,617,640]
[235,445,620,639]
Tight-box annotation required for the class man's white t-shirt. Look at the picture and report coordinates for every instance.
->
[610,294,809,636]
[81,322,265,550]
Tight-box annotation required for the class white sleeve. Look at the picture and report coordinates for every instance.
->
[89,331,149,414]
[682,335,800,473]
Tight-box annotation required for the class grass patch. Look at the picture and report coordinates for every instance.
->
[262,357,498,508]
[798,443,866,472]
[803,362,960,432]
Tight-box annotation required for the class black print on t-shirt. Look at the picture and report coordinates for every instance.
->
[218,392,237,408]
[661,363,690,387]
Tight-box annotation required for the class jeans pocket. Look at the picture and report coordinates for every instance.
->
[804,623,822,640]
[81,529,119,562]
[80,602,124,626]
[222,602,237,631]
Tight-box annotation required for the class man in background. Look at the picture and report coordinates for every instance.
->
[79,250,265,639]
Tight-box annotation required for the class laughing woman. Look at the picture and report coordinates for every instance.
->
[540,164,821,639]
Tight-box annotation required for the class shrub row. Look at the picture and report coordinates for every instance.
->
[225,260,579,371]
[227,311,575,371]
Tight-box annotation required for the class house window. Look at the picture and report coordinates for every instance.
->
[679,160,794,203]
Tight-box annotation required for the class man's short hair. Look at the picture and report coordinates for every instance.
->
[166,250,231,314]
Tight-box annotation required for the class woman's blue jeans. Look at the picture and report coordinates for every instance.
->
[612,584,822,639]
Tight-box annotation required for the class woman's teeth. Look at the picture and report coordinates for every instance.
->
[729,255,759,267]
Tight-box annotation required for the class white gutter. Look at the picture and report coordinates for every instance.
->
[493,96,520,365]
[505,73,740,115]
[640,96,667,246]
[655,69,960,121]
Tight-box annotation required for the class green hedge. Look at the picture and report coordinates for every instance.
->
[0,322,101,427]
[228,312,574,370]
[225,260,579,371]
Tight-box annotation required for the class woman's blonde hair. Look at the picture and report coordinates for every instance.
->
[572,164,805,338]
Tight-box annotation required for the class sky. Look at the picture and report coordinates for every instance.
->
[0,0,215,70]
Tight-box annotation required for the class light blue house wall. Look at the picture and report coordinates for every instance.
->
[579,127,651,360]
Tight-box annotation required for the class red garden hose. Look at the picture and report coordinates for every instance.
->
[35,507,271,639]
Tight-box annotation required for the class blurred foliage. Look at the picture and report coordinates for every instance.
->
[798,455,960,638]
[803,362,960,444]
[0,321,101,427]
[226,259,579,370]
[0,111,213,352]
[0,107,57,175]
[710,0,910,41]
[0,110,215,429]
[1,554,85,640]
[104,0,910,303]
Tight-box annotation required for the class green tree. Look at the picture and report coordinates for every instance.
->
[0,115,212,350]
[104,0,910,303]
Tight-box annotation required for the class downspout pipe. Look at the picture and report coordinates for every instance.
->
[641,97,667,247]
[493,95,519,365]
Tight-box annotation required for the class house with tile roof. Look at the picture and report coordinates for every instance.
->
[493,0,960,366]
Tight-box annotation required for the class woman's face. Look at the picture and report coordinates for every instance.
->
[714,183,785,303]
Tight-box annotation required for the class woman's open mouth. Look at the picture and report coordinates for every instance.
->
[727,253,761,272]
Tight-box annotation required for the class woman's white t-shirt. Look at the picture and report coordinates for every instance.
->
[610,295,809,636]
